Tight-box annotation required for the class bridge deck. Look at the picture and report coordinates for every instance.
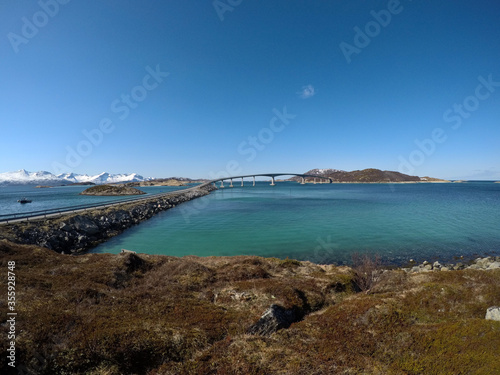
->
[208,173,332,183]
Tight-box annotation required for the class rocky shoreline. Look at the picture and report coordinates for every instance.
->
[402,257,500,273]
[0,185,216,254]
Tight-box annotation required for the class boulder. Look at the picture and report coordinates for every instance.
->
[59,222,72,231]
[487,262,500,270]
[475,257,492,269]
[485,306,500,321]
[69,216,100,235]
[248,304,300,336]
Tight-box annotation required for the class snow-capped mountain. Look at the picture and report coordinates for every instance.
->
[306,168,345,175]
[0,170,152,186]
[57,172,147,184]
[0,169,62,185]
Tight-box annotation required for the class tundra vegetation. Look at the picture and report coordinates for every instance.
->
[0,240,499,374]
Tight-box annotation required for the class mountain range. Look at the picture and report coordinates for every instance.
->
[0,169,152,186]
[0,168,447,186]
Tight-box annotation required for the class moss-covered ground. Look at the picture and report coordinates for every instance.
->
[1,240,499,374]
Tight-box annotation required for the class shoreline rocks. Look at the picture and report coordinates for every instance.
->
[485,306,500,321]
[403,256,500,273]
[1,185,215,254]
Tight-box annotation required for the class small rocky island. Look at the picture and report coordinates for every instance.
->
[79,184,146,196]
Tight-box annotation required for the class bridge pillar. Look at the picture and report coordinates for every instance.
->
[301,177,305,184]
[220,180,224,188]
[253,176,255,186]
[230,179,233,188]
[270,176,276,186]
[314,178,317,184]
[241,177,244,187]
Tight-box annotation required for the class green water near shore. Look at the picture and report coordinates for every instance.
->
[90,181,500,265]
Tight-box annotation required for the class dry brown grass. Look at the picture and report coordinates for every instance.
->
[1,240,499,374]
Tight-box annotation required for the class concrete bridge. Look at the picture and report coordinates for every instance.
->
[1,174,331,224]
[204,173,333,188]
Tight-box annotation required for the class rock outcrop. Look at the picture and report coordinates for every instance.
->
[485,306,500,321]
[80,184,146,196]
[248,304,301,336]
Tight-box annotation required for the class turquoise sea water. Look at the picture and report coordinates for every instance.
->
[90,182,500,265]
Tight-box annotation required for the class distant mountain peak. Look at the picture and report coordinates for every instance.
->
[306,168,345,175]
[0,170,153,186]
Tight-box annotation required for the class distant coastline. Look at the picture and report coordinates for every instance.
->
[287,168,449,184]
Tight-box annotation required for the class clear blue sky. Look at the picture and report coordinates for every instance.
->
[1,0,499,179]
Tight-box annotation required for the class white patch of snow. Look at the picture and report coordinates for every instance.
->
[0,170,152,186]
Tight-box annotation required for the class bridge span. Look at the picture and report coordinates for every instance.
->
[1,173,330,224]
[203,173,332,188]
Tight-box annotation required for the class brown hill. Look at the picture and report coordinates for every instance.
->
[290,168,428,183]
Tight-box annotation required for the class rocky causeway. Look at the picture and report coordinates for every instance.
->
[0,184,216,254]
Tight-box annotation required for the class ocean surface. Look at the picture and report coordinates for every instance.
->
[87,181,500,265]
[0,184,193,218]
[2,182,499,265]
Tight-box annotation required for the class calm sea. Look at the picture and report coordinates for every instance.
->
[2,182,499,265]
[86,181,500,265]
[0,184,193,217]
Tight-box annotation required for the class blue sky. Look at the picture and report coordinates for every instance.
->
[1,0,499,179]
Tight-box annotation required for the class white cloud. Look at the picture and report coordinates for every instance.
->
[298,84,316,99]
